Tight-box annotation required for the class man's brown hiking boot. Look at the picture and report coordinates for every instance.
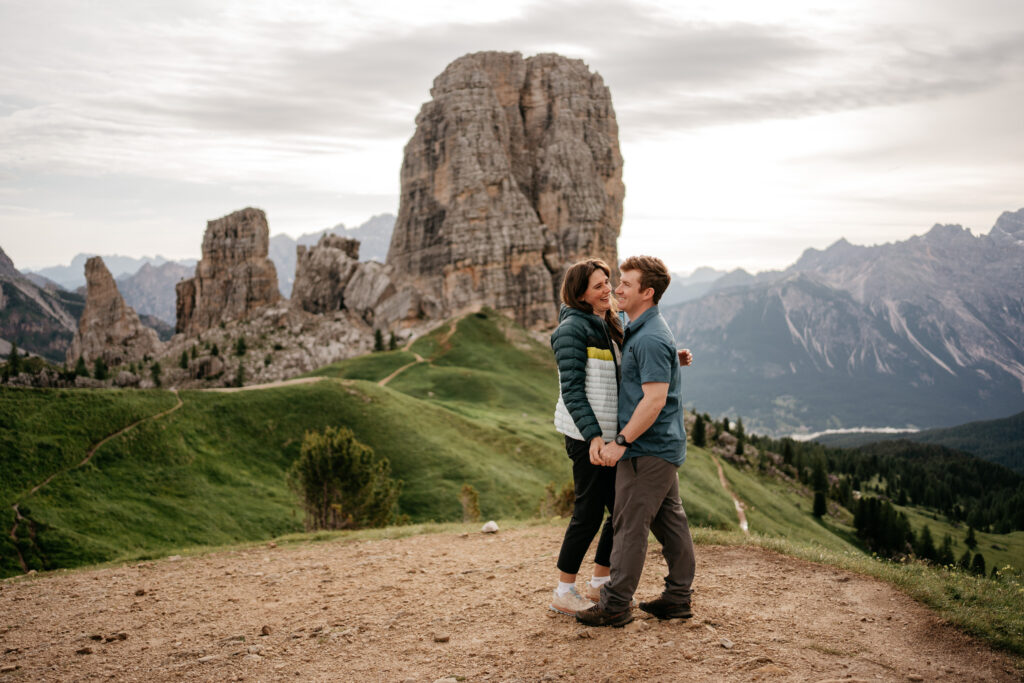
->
[638,597,692,620]
[575,604,634,628]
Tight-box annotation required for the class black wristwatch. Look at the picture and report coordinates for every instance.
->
[614,433,631,447]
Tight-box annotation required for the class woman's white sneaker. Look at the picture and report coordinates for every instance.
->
[549,586,594,616]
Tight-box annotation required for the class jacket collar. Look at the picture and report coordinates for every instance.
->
[559,303,607,332]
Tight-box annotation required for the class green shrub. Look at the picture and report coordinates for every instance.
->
[286,426,401,531]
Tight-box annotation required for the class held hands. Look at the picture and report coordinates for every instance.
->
[589,437,604,465]
[598,441,627,467]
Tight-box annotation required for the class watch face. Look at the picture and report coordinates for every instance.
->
[615,434,626,446]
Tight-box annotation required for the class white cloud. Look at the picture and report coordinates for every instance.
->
[0,0,1022,272]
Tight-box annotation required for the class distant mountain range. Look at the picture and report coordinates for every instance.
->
[664,208,1024,437]
[811,410,1024,474]
[0,247,83,363]
[29,254,198,291]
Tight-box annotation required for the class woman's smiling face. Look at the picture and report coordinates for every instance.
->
[580,267,612,315]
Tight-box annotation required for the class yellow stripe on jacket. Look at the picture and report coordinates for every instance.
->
[586,347,614,361]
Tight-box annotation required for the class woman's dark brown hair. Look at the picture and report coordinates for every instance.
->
[560,259,624,346]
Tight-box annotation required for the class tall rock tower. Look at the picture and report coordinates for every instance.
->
[67,257,162,366]
[386,51,624,328]
[176,208,282,336]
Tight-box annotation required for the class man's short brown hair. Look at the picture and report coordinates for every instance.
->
[620,255,671,304]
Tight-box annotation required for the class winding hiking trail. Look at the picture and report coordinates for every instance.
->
[1,526,1019,681]
[8,390,185,573]
[378,353,425,387]
[710,453,750,535]
[379,317,461,387]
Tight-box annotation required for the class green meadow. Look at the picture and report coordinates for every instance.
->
[2,309,1022,655]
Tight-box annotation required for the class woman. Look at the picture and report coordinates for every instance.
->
[548,259,624,615]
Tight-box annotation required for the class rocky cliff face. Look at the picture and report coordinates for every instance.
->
[176,208,282,336]
[291,234,361,314]
[386,51,623,328]
[269,214,395,298]
[66,257,162,366]
[291,234,437,328]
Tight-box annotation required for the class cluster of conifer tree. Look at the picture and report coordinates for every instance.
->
[741,432,1024,535]
[693,413,1021,571]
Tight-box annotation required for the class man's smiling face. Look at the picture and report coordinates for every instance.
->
[615,268,650,318]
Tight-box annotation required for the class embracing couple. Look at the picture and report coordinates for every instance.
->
[549,255,695,628]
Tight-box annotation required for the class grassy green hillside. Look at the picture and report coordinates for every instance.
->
[4,308,1020,613]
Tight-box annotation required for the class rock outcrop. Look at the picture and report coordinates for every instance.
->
[176,208,282,336]
[291,234,439,327]
[386,51,624,328]
[291,235,361,314]
[66,257,162,366]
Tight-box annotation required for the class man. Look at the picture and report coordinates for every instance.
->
[576,255,696,627]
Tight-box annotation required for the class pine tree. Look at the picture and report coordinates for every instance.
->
[211,343,220,357]
[150,361,162,388]
[179,350,189,369]
[957,549,972,570]
[692,415,706,447]
[235,336,247,356]
[811,458,828,492]
[191,344,198,360]
[782,439,795,465]
[75,356,88,378]
[7,342,21,376]
[93,357,108,380]
[838,477,853,509]
[234,364,245,388]
[970,552,986,576]
[812,457,828,517]
[916,525,936,562]
[373,329,384,352]
[721,417,730,434]
[735,417,745,440]
[735,433,745,456]
[896,487,908,506]
[813,491,827,518]
[388,332,398,351]
[965,525,977,550]
[938,535,955,566]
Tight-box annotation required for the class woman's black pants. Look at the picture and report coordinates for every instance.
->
[556,436,616,574]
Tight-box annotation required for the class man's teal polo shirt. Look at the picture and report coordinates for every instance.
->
[618,305,687,466]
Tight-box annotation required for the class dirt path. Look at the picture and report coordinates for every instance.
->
[0,526,1018,682]
[381,316,461,387]
[202,377,327,393]
[710,453,749,535]
[378,353,425,387]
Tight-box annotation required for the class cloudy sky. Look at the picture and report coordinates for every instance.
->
[1,0,1022,274]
